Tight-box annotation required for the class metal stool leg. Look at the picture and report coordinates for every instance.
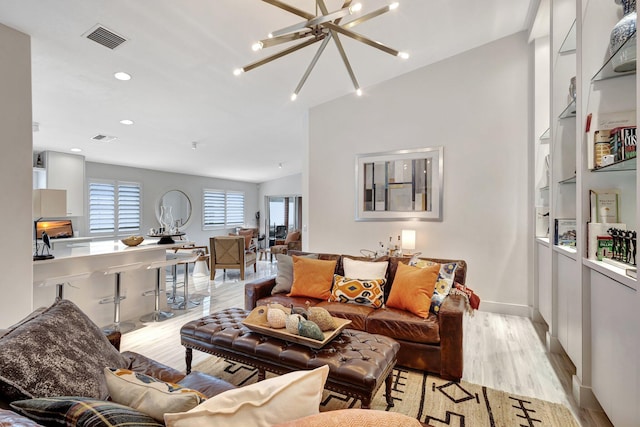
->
[140,267,174,322]
[101,263,141,333]
[171,261,200,310]
[167,264,184,305]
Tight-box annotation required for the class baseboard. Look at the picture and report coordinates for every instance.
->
[546,332,563,354]
[479,301,531,318]
[530,308,544,323]
[572,375,602,410]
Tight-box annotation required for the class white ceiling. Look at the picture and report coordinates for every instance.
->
[0,0,536,183]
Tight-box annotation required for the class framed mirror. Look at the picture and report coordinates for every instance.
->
[157,190,192,228]
[355,147,443,221]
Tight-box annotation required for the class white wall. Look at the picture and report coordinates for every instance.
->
[258,173,302,235]
[85,162,259,248]
[0,24,34,327]
[308,32,531,312]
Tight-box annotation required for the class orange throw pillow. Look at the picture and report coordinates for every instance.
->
[386,262,440,318]
[288,256,337,300]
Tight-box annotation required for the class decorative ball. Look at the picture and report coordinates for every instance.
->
[307,307,336,331]
[285,313,304,335]
[267,306,287,329]
[298,319,324,341]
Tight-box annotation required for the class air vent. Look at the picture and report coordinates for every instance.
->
[91,134,117,143]
[84,25,127,50]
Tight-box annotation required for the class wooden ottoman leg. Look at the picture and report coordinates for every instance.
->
[257,368,266,381]
[385,370,395,407]
[185,347,193,374]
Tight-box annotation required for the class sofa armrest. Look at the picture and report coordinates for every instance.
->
[121,351,186,384]
[438,294,465,381]
[245,276,277,310]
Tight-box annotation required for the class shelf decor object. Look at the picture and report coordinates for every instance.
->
[609,0,636,73]
[355,147,443,221]
[32,189,67,261]
[233,0,409,100]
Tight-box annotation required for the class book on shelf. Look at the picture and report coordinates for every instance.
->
[554,219,576,247]
[589,189,619,223]
[586,110,636,170]
[586,222,626,260]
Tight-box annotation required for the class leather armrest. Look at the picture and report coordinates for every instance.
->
[245,276,277,310]
[438,294,465,380]
[121,351,186,384]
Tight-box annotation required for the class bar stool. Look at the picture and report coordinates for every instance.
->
[100,262,142,333]
[139,255,185,322]
[34,272,92,302]
[169,253,200,311]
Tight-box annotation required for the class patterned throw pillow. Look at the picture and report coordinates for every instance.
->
[104,368,207,421]
[10,397,164,427]
[329,275,386,308]
[412,260,458,315]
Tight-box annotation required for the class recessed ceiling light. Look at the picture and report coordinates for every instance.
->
[114,72,131,81]
[70,148,82,153]
[119,119,134,125]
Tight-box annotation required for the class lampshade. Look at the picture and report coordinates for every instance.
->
[401,229,416,251]
[33,189,67,218]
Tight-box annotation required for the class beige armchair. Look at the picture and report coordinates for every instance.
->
[210,236,257,280]
[270,230,302,261]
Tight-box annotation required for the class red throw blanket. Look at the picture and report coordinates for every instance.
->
[450,283,481,314]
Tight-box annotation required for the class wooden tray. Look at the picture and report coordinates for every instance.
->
[242,305,352,349]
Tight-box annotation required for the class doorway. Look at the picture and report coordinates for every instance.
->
[265,196,302,247]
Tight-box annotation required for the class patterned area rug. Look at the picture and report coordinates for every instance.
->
[193,357,579,427]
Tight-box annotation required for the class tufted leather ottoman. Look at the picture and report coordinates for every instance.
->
[180,307,400,409]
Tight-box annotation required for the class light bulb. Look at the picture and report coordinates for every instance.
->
[290,93,298,101]
[252,41,263,51]
[70,148,82,153]
[398,51,410,59]
[114,72,131,81]
[350,3,362,13]
[233,68,244,76]
[356,88,363,96]
[389,2,399,10]
[119,119,134,125]
[268,33,274,39]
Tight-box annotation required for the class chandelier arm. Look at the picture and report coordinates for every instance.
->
[330,32,360,91]
[241,37,325,73]
[293,34,333,96]
[260,31,313,49]
[270,5,353,38]
[324,22,400,56]
[261,0,315,19]
[342,5,394,30]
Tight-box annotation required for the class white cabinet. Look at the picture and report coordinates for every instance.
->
[41,151,85,217]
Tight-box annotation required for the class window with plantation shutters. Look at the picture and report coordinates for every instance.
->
[203,189,245,229]
[88,180,141,234]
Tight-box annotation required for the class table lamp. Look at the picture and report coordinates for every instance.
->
[401,229,416,255]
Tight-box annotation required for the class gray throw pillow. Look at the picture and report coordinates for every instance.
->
[272,253,318,294]
[0,299,128,401]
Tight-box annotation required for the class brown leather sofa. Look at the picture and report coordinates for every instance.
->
[245,252,467,381]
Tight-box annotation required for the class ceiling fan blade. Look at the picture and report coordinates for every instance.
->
[325,22,400,56]
[261,0,314,19]
[260,31,313,49]
[270,5,353,38]
[241,36,324,73]
[342,4,395,30]
[293,34,333,96]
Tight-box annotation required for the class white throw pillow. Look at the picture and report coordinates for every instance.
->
[164,365,329,427]
[343,257,388,280]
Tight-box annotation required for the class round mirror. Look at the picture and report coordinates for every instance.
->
[157,190,192,229]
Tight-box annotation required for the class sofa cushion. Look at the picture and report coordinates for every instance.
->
[342,257,388,280]
[366,306,441,345]
[104,368,207,421]
[328,275,385,308]
[411,260,459,315]
[288,257,336,300]
[386,262,440,318]
[315,301,374,331]
[163,365,329,427]
[0,299,128,401]
[272,253,318,295]
[0,408,45,426]
[10,397,164,427]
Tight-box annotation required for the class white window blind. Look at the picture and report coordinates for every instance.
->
[203,189,245,228]
[89,181,141,234]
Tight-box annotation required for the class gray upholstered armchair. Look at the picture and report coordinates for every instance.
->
[270,230,302,261]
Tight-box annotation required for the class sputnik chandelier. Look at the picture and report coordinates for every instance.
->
[233,0,408,100]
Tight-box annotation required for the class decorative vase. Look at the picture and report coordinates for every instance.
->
[160,205,174,234]
[609,0,637,72]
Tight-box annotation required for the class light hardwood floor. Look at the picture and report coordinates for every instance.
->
[120,260,612,427]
